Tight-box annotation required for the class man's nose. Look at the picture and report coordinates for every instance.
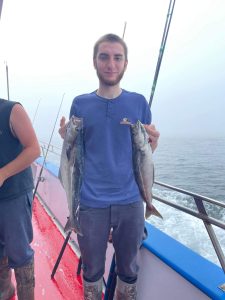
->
[106,57,116,68]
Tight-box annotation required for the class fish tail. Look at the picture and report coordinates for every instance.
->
[145,205,163,219]
[73,218,83,236]
[64,217,83,236]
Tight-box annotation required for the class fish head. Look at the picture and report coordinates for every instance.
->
[65,116,83,146]
[131,120,149,147]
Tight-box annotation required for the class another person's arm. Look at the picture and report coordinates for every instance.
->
[0,104,40,187]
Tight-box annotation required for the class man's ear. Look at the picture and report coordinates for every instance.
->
[124,60,128,71]
[93,59,97,70]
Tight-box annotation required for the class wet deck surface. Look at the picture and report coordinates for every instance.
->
[11,197,84,299]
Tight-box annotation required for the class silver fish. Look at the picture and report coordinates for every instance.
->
[121,118,163,219]
[58,115,84,235]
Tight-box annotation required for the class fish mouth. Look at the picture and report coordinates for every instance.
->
[120,118,132,125]
[71,115,83,126]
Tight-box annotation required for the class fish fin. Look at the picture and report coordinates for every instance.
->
[145,205,163,219]
[66,146,72,161]
[64,218,72,233]
[64,217,83,236]
[58,169,64,186]
[58,169,62,180]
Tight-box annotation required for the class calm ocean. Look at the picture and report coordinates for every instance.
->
[154,137,225,201]
[43,136,225,266]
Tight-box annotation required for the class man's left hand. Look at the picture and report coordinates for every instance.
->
[144,124,160,152]
[0,169,5,187]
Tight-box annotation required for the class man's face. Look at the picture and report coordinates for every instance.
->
[93,41,128,86]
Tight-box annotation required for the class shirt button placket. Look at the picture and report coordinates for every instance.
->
[107,102,113,118]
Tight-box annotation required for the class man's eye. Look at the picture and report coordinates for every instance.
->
[99,54,108,60]
[115,56,123,61]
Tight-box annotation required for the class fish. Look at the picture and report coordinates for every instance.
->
[121,118,163,219]
[58,115,84,236]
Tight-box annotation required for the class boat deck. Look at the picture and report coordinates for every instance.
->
[11,197,84,299]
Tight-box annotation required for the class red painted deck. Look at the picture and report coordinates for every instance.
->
[11,197,84,299]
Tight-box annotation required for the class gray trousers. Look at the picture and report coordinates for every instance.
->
[78,201,145,283]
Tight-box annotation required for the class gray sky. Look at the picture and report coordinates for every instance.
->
[0,0,225,143]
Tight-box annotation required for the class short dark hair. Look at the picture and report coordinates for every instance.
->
[93,33,128,60]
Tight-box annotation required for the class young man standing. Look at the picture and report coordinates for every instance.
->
[59,33,159,300]
[0,99,40,300]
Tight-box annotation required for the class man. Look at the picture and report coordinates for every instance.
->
[0,99,40,300]
[59,33,159,300]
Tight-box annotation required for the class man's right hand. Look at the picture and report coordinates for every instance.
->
[58,116,67,139]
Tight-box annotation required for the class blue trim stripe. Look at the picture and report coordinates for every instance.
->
[36,157,59,178]
[143,222,225,299]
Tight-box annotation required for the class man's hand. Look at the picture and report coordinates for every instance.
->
[144,124,160,152]
[0,169,5,187]
[58,116,67,139]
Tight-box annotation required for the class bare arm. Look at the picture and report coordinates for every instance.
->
[144,124,160,152]
[0,104,40,187]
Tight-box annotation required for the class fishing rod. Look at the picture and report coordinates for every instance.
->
[33,93,65,199]
[122,21,127,39]
[104,253,116,300]
[149,0,176,108]
[5,61,10,100]
[51,230,72,279]
[0,0,3,21]
[32,98,41,125]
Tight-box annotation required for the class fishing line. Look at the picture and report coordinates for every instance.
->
[4,61,10,100]
[33,93,65,199]
[149,0,176,107]
[122,21,127,39]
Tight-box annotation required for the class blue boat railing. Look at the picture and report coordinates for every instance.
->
[38,140,225,273]
[153,181,225,273]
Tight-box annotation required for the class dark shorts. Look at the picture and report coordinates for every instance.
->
[78,201,145,282]
[0,191,34,268]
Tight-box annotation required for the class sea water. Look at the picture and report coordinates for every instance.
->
[42,136,225,266]
[149,136,225,266]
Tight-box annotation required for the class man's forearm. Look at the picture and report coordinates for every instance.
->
[0,146,40,186]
